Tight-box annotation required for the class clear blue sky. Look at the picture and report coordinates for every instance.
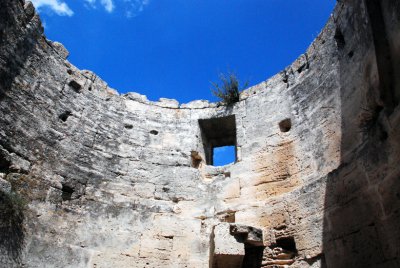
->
[32,0,335,103]
[214,146,235,166]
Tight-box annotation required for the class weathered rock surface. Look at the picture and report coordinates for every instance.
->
[0,0,399,267]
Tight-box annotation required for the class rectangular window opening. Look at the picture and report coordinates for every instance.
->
[198,115,237,166]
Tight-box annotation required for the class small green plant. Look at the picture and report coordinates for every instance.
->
[211,72,248,105]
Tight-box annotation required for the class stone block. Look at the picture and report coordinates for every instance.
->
[51,41,69,59]
[213,223,244,256]
[230,224,263,246]
[180,100,210,109]
[157,98,179,108]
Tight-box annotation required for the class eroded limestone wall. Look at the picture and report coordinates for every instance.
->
[322,1,400,267]
[0,0,399,267]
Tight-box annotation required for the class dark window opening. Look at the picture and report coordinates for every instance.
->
[199,115,237,166]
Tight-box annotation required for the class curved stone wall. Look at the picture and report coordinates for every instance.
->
[0,0,399,267]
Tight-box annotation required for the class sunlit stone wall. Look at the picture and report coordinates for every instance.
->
[0,0,399,267]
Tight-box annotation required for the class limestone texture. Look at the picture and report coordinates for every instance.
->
[0,0,400,267]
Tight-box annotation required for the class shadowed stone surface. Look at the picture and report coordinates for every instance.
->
[0,0,399,267]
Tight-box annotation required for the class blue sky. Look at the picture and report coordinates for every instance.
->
[32,0,335,103]
[214,146,235,166]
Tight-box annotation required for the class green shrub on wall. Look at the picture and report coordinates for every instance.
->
[211,72,248,105]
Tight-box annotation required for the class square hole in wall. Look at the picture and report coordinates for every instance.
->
[198,115,237,166]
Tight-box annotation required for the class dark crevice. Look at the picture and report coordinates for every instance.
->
[0,154,11,174]
[359,105,383,134]
[334,28,346,50]
[171,197,180,203]
[304,52,310,70]
[282,69,291,88]
[190,151,202,168]
[279,118,292,133]
[364,0,397,111]
[297,64,305,74]
[58,111,72,122]
[297,53,310,74]
[282,71,289,84]
[124,124,133,129]
[61,183,74,201]
[242,245,264,268]
[150,130,159,135]
[275,237,297,253]
[0,142,28,164]
[68,80,82,92]
[162,187,170,192]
